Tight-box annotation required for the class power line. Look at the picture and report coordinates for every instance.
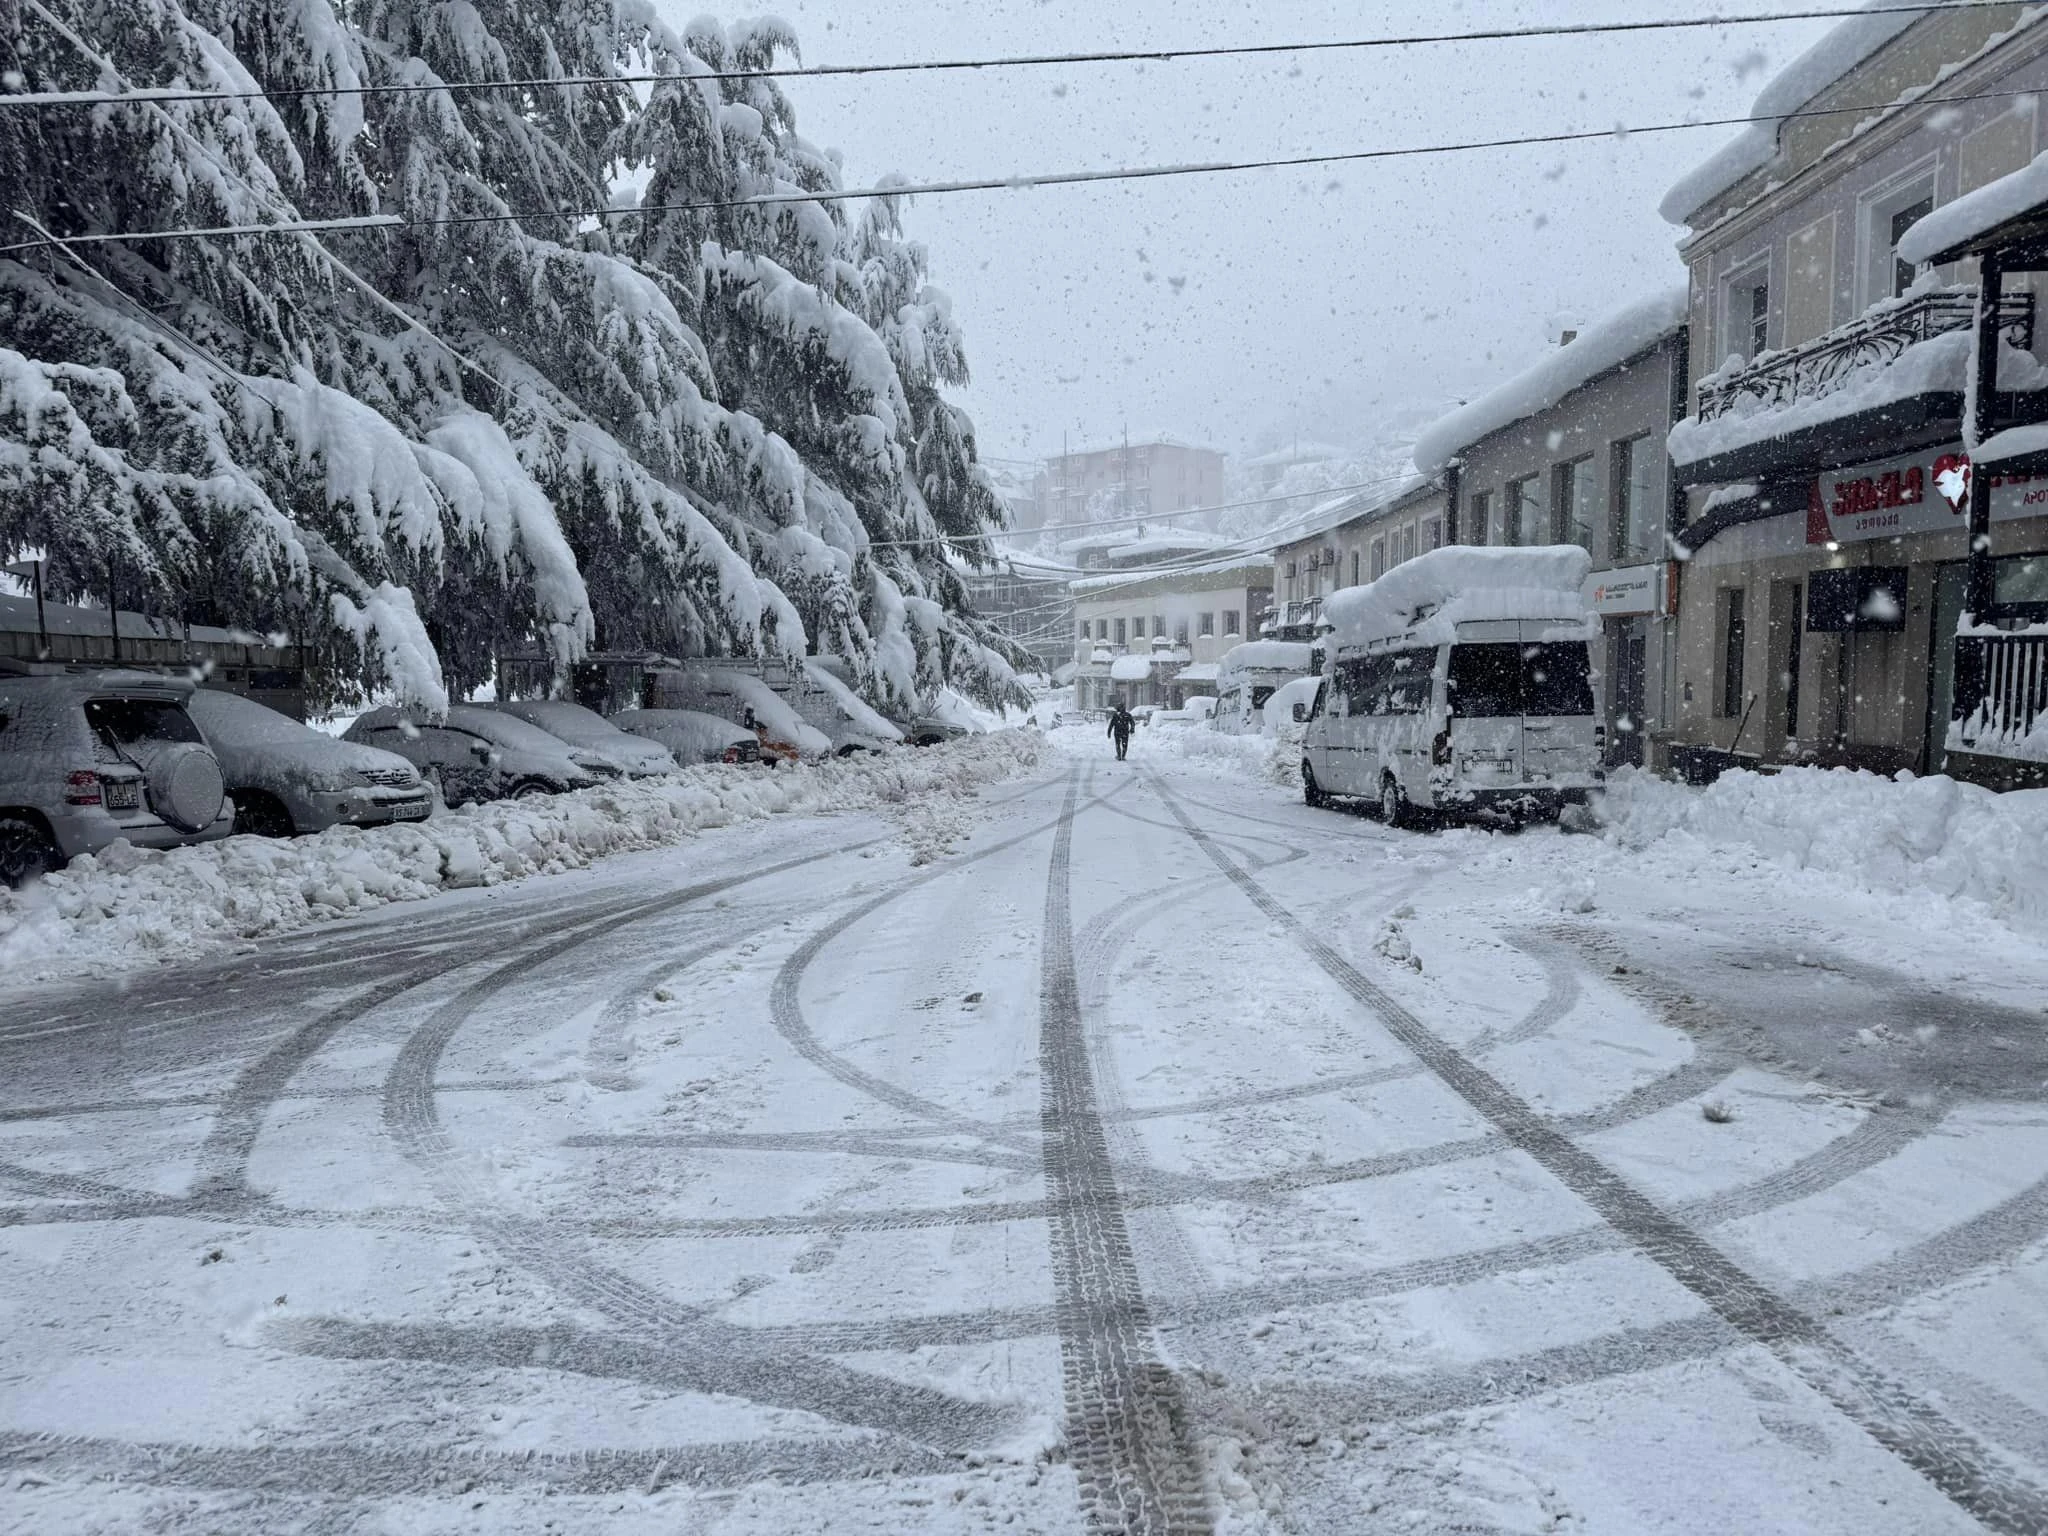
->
[0,1,2016,110]
[7,77,2035,258]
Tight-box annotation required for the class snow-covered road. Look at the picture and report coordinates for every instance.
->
[4,737,2048,1534]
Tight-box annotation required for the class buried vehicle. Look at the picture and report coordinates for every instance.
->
[611,708,761,765]
[1299,544,1604,826]
[1210,639,1316,736]
[490,699,679,778]
[0,663,234,885]
[343,704,598,806]
[187,688,431,837]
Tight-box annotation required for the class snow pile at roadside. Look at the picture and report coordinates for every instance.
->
[0,732,1043,979]
[1601,766,2048,939]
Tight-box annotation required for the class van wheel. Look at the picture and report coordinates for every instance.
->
[510,780,551,800]
[230,790,294,838]
[1379,776,1408,829]
[1302,763,1328,809]
[0,815,61,888]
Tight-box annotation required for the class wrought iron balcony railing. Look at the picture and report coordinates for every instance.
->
[1696,288,2035,421]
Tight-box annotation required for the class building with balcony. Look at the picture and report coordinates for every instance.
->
[1065,529,1271,712]
[1264,476,1450,642]
[1410,291,1690,768]
[1660,3,2048,777]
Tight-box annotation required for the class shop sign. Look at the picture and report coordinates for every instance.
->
[1581,561,1669,616]
[1810,447,2048,545]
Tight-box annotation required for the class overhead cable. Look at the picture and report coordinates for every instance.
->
[0,0,2016,109]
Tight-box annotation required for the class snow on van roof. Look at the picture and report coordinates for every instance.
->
[1322,545,1594,651]
[1217,639,1315,678]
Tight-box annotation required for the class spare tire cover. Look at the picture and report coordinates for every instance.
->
[143,744,227,833]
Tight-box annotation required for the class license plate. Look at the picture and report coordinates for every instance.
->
[104,780,140,810]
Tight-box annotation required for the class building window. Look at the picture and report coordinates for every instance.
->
[1612,435,1659,560]
[1151,614,1165,637]
[1861,163,1937,304]
[1224,609,1241,635]
[1285,559,1298,579]
[1114,617,1127,647]
[1425,516,1444,550]
[1198,611,1215,637]
[1720,588,1747,719]
[1175,618,1189,644]
[1721,259,1769,361]
[1556,457,1597,553]
[1370,538,1387,580]
[1749,278,1769,355]
[1468,491,1490,546]
[1507,473,1547,546]
[1077,621,1088,645]
[1346,549,1358,586]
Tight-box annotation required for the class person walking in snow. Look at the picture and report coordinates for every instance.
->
[1107,703,1135,761]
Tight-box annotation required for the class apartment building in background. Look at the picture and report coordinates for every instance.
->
[1040,438,1227,529]
[1066,529,1272,711]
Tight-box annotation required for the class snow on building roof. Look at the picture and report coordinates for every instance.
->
[1658,2,1947,227]
[1411,289,1687,474]
[1239,441,1352,469]
[1898,144,2048,266]
[1175,661,1221,683]
[1274,473,1432,548]
[1217,640,1315,678]
[1109,654,1154,681]
[1322,545,1594,652]
[0,591,276,647]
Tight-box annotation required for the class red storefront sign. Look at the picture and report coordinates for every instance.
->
[1809,448,2048,545]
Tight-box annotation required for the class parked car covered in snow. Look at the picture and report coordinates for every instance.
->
[489,699,678,778]
[1300,545,1604,827]
[648,666,832,765]
[188,688,432,837]
[343,704,598,806]
[0,663,234,885]
[1209,640,1316,735]
[1265,675,1323,746]
[1152,696,1217,728]
[611,708,762,765]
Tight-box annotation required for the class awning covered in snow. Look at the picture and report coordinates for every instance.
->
[1109,654,1153,681]
[1175,662,1220,683]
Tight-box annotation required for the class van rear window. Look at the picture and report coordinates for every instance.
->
[1446,643,1594,718]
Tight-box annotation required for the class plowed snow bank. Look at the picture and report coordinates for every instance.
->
[0,732,1043,979]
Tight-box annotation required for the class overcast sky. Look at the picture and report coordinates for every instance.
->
[660,0,1838,463]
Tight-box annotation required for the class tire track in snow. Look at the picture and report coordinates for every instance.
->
[1039,771,1214,1534]
[376,864,1026,1456]
[1146,769,2048,1536]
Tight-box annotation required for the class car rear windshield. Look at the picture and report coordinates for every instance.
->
[1446,643,1594,718]
[84,697,203,749]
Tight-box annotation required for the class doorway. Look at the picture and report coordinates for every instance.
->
[1925,561,1967,775]
[1607,615,1647,768]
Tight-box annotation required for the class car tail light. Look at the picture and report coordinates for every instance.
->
[64,769,103,805]
[721,745,742,764]
[1431,727,1452,767]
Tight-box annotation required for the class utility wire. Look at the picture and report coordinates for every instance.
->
[0,0,2018,108]
[7,79,2036,257]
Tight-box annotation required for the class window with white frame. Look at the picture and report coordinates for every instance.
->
[1425,516,1444,550]
[1859,159,1937,306]
[1224,609,1241,635]
[1720,257,1769,362]
[1199,611,1215,636]
[1370,538,1387,580]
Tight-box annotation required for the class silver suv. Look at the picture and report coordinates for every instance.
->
[0,664,234,886]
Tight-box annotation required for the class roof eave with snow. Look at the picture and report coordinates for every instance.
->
[1410,288,1688,475]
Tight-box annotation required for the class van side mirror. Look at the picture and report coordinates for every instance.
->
[1291,702,1307,723]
